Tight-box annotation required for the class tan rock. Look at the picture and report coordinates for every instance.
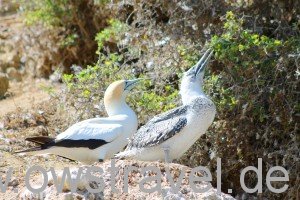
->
[0,51,20,71]
[6,67,22,81]
[8,177,19,187]
[0,73,9,97]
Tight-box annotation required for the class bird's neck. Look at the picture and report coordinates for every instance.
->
[180,80,206,105]
[105,98,136,119]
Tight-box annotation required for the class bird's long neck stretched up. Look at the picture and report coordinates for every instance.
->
[104,83,137,120]
[179,49,214,105]
[179,76,208,105]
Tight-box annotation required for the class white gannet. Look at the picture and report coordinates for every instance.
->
[17,79,141,164]
[117,50,216,162]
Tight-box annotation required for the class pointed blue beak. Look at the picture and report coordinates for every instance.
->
[187,49,213,76]
[124,78,143,91]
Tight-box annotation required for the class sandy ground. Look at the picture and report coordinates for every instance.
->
[0,11,50,116]
[0,12,81,199]
[0,79,52,117]
[0,78,76,199]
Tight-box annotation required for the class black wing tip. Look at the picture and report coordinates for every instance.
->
[25,136,55,145]
[49,139,109,150]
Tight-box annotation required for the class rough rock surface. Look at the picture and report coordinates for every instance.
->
[19,160,235,200]
[6,67,22,81]
[0,50,20,71]
[0,73,9,97]
[0,13,55,79]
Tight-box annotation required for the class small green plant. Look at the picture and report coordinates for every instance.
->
[95,19,129,53]
[39,84,56,97]
[135,81,179,112]
[22,0,71,27]
[59,33,79,47]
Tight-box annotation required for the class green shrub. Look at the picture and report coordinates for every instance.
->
[22,0,71,27]
[95,19,129,53]
[206,11,288,118]
[180,11,299,199]
[20,0,113,76]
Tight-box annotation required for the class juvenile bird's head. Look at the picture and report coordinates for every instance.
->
[104,79,141,116]
[180,49,213,104]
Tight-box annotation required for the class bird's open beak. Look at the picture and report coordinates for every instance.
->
[193,49,214,76]
[124,78,143,91]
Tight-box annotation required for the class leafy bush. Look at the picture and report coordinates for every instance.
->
[95,19,129,53]
[20,0,113,76]
[209,11,284,116]
[22,0,71,27]
[180,12,299,199]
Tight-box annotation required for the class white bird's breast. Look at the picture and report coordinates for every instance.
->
[101,114,138,159]
[162,106,215,160]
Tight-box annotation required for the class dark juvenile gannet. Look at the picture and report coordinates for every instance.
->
[17,79,141,164]
[117,50,216,162]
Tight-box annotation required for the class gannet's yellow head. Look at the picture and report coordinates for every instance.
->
[104,79,141,116]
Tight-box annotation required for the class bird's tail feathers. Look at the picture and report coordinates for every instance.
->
[25,136,54,145]
[15,136,54,155]
[14,146,42,155]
